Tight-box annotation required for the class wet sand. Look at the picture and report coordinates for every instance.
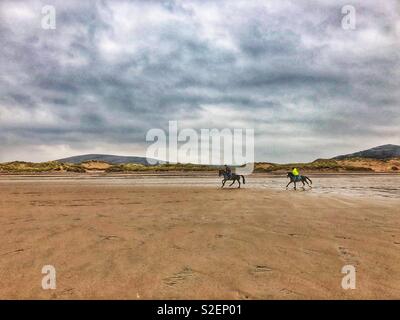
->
[2,173,399,198]
[0,177,399,299]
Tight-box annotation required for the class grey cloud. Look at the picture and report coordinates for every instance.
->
[0,0,399,162]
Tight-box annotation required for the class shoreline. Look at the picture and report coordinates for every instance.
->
[0,174,398,200]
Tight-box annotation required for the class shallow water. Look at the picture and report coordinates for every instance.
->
[1,174,399,199]
[254,175,400,199]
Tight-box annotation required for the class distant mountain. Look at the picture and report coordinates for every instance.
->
[333,144,400,160]
[56,154,162,165]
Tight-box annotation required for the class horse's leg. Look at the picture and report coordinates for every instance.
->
[286,181,292,189]
[294,181,296,190]
[307,177,313,188]
[221,179,226,188]
[237,178,241,188]
[229,179,235,187]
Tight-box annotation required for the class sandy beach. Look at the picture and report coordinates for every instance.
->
[0,175,399,299]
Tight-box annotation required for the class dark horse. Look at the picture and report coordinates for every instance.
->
[286,172,312,190]
[219,170,246,188]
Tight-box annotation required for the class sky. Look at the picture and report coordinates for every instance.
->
[0,0,399,163]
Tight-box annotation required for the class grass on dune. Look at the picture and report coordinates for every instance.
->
[0,161,85,173]
[2,157,399,173]
[105,163,217,172]
[253,159,374,173]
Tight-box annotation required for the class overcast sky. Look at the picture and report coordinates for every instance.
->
[0,0,399,163]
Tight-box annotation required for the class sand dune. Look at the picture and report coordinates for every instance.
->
[0,180,399,299]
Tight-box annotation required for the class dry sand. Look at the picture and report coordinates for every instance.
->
[0,180,399,299]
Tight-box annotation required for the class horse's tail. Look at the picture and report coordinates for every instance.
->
[306,176,312,185]
[241,175,246,184]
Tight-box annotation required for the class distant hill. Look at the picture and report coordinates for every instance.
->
[333,144,400,160]
[56,154,162,165]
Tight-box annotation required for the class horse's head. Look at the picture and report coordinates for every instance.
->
[287,172,292,178]
[218,169,224,177]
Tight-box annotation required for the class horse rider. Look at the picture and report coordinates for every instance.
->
[225,164,232,179]
[292,167,300,181]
